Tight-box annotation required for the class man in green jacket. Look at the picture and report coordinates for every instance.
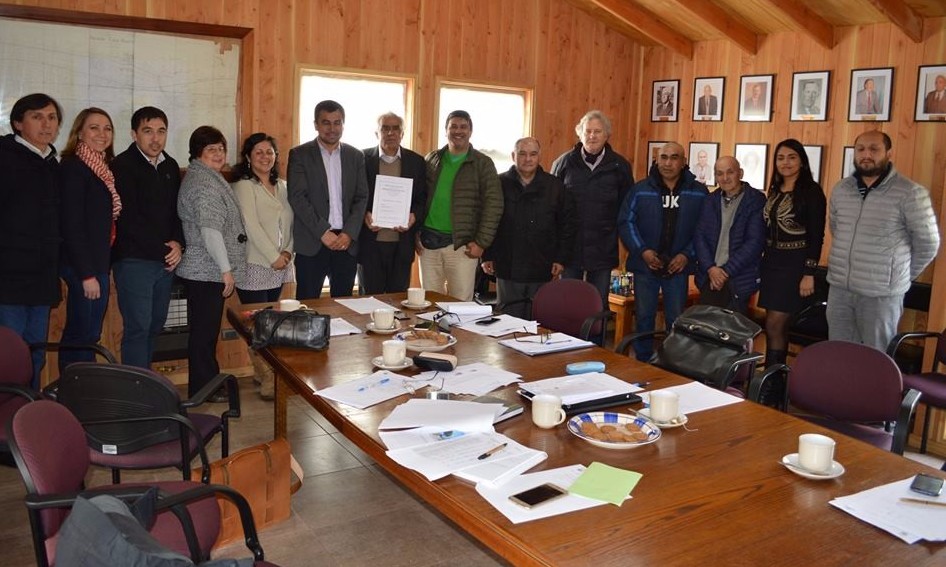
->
[419,110,503,300]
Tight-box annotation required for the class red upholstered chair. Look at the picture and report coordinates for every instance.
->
[887,328,946,454]
[49,362,240,483]
[749,340,921,455]
[0,327,42,460]
[7,400,222,566]
[530,279,613,345]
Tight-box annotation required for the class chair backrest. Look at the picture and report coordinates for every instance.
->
[531,279,603,338]
[789,340,904,422]
[9,400,91,540]
[56,362,184,454]
[0,326,33,404]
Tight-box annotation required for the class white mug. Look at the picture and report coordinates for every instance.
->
[648,390,680,423]
[798,433,836,474]
[407,287,426,306]
[531,394,567,429]
[381,340,406,367]
[278,299,301,311]
[371,308,396,330]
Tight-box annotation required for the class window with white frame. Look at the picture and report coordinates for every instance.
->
[436,82,532,173]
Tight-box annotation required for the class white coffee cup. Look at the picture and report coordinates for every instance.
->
[648,390,680,423]
[381,339,406,367]
[798,433,836,474]
[531,394,567,429]
[407,287,425,306]
[278,299,301,311]
[371,308,396,330]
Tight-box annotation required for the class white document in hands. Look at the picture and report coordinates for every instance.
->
[371,174,412,228]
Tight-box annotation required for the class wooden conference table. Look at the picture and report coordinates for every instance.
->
[228,293,946,566]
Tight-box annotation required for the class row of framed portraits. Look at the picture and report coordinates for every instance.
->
[647,141,857,190]
[651,64,946,123]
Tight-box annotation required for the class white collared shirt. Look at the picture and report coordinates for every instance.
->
[318,139,344,230]
[136,145,167,168]
[14,135,55,159]
[379,145,402,164]
[581,146,606,170]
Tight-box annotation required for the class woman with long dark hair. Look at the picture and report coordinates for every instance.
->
[758,138,826,366]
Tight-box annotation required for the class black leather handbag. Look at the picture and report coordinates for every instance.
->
[656,305,761,390]
[252,308,330,351]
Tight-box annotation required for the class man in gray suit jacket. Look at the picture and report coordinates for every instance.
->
[288,100,369,298]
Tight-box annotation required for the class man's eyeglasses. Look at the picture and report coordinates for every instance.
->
[513,330,553,344]
[380,125,402,133]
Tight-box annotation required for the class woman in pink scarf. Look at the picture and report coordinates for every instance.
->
[58,107,121,374]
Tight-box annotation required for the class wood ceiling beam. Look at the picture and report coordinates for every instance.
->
[585,0,694,59]
[759,0,834,50]
[668,0,757,54]
[866,0,924,43]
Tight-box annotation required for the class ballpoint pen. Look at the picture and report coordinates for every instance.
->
[358,377,391,392]
[477,443,508,460]
[900,497,946,508]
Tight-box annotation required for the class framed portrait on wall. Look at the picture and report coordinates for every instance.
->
[693,77,724,121]
[915,64,946,121]
[803,145,824,185]
[791,71,830,121]
[734,143,768,191]
[652,80,680,122]
[738,74,774,122]
[688,142,719,186]
[841,146,855,179]
[849,67,893,122]
[647,141,668,167]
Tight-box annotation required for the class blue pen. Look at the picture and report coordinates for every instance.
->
[358,377,391,392]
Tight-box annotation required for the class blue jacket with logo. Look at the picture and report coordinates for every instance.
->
[618,164,708,274]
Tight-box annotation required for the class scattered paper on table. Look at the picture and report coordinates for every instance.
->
[640,381,743,415]
[386,431,513,481]
[335,296,396,314]
[452,314,538,337]
[830,476,946,543]
[378,398,501,432]
[330,318,362,336]
[568,462,641,506]
[519,372,642,405]
[498,332,594,356]
[315,370,407,409]
[412,362,522,396]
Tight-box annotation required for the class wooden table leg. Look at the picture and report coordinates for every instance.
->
[274,368,289,439]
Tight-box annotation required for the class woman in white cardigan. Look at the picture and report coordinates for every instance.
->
[232,132,294,304]
[232,132,294,400]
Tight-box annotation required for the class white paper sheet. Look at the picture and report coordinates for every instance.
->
[412,363,522,396]
[830,477,946,543]
[498,332,594,356]
[519,373,641,405]
[640,382,743,414]
[378,398,501,431]
[452,314,539,337]
[436,302,493,316]
[371,174,413,228]
[330,318,362,336]
[334,296,397,314]
[379,427,471,450]
[386,431,512,481]
[315,370,409,409]
[476,465,617,524]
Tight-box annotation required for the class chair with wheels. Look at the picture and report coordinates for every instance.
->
[887,327,946,453]
[749,340,921,455]
[47,362,240,483]
[7,400,224,566]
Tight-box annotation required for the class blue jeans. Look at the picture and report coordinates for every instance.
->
[0,304,51,389]
[59,265,110,375]
[113,259,174,368]
[562,266,611,309]
[632,270,689,361]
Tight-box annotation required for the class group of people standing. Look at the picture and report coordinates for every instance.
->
[1,91,939,402]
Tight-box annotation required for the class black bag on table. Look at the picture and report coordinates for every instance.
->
[656,305,761,390]
[251,308,330,351]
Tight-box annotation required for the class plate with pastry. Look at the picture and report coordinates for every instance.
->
[566,411,661,449]
[395,329,457,352]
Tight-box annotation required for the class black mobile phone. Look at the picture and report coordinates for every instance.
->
[909,473,945,497]
[475,317,500,326]
[508,483,568,508]
[394,310,409,320]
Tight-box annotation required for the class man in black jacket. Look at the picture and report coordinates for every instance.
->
[483,138,576,318]
[551,110,634,307]
[358,112,427,293]
[110,107,183,368]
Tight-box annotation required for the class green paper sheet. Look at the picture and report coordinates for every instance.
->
[568,462,642,506]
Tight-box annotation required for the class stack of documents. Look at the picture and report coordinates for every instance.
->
[830,477,946,543]
[498,332,594,356]
[519,372,641,407]
[316,370,407,409]
[452,314,538,337]
[411,362,522,396]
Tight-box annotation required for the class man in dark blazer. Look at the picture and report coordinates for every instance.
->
[288,99,369,298]
[358,113,427,293]
[697,84,718,116]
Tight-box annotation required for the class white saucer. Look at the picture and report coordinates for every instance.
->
[401,299,432,310]
[638,408,688,429]
[366,321,402,334]
[371,356,413,371]
[781,453,845,480]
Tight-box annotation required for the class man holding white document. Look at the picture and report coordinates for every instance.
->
[358,112,428,293]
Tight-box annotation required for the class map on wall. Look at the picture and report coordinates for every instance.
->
[0,18,240,164]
